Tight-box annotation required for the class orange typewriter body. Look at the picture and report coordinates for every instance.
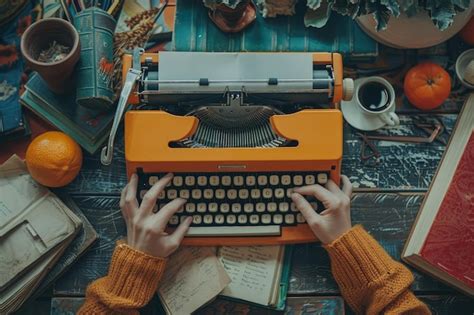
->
[123,52,345,246]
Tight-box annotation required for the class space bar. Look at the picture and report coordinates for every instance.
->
[186,226,281,237]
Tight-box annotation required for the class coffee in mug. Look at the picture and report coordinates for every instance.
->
[358,82,391,112]
[355,76,399,127]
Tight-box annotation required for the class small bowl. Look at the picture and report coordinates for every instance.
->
[455,48,474,89]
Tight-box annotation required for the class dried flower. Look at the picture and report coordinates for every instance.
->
[37,41,71,63]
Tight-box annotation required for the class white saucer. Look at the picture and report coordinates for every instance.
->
[341,79,395,131]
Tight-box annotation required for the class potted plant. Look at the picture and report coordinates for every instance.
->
[255,0,473,48]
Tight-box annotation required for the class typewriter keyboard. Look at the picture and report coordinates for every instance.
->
[137,172,329,236]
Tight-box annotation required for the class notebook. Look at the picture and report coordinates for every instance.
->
[402,94,474,297]
[20,73,114,154]
[157,245,292,314]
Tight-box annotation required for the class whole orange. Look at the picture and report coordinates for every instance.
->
[403,62,451,110]
[459,16,474,45]
[25,131,82,187]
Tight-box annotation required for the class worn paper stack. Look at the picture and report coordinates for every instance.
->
[158,245,289,314]
[0,155,82,314]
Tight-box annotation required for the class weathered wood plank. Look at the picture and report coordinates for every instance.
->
[420,295,474,314]
[286,296,345,315]
[46,294,474,315]
[13,298,51,315]
[63,114,456,195]
[53,192,450,296]
[342,115,455,190]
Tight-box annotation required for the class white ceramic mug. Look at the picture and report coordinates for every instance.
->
[354,76,400,127]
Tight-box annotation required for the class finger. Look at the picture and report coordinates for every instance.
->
[293,184,335,204]
[153,198,187,230]
[167,216,192,248]
[325,180,342,195]
[341,175,352,197]
[140,173,173,214]
[124,174,139,211]
[119,184,128,209]
[291,193,322,225]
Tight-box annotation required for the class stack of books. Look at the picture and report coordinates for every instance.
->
[0,155,97,313]
[20,73,114,154]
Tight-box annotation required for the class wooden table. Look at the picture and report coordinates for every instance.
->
[15,109,474,314]
[14,55,474,314]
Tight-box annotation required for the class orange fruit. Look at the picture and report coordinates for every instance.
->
[25,131,83,187]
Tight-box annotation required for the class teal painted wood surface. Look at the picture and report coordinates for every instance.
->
[173,0,377,58]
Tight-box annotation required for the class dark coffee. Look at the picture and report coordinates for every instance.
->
[358,81,391,112]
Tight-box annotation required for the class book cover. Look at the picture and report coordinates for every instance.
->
[403,94,474,296]
[21,73,114,154]
[419,132,474,289]
[173,0,377,58]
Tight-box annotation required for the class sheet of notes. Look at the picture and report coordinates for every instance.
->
[218,245,282,306]
[158,247,230,315]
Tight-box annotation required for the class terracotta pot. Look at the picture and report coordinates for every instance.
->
[216,0,249,25]
[21,18,80,94]
[209,0,256,33]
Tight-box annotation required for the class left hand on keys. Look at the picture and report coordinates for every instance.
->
[120,173,192,258]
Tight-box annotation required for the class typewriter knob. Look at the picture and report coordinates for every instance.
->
[342,78,354,101]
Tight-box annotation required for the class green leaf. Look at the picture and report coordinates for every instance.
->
[428,0,457,30]
[307,0,323,10]
[304,1,334,28]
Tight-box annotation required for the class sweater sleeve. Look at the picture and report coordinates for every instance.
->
[78,242,167,315]
[324,225,431,315]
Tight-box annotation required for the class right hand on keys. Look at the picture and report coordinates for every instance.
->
[291,175,352,244]
[120,173,192,258]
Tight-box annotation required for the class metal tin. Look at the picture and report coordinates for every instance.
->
[74,7,116,111]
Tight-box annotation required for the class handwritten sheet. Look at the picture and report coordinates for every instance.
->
[218,245,283,306]
[158,247,231,315]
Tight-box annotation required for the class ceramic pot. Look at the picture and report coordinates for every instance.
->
[357,7,473,49]
[21,18,80,94]
[209,0,256,33]
[216,0,249,25]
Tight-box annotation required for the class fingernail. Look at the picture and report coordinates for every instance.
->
[185,216,193,224]
[131,173,137,180]
[165,172,173,178]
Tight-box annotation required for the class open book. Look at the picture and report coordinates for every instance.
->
[402,94,474,297]
[0,155,82,313]
[158,245,291,314]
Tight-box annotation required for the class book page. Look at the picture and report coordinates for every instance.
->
[158,247,230,315]
[218,245,282,306]
[0,155,48,231]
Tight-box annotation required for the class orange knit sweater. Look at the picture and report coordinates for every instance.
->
[78,225,430,314]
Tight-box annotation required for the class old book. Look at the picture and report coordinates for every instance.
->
[33,193,98,297]
[218,245,291,310]
[0,155,82,313]
[158,247,231,315]
[402,94,474,297]
[20,73,114,154]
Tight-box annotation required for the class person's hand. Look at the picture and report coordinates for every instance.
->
[120,173,192,258]
[291,175,352,244]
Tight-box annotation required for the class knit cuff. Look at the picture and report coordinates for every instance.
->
[323,225,397,289]
[106,241,167,302]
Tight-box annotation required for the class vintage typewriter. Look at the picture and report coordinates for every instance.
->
[101,49,354,245]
